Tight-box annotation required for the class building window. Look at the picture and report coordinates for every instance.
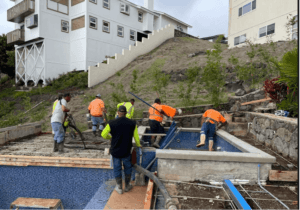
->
[130,30,135,41]
[20,24,25,30]
[259,23,275,38]
[103,21,110,33]
[239,0,256,17]
[177,25,183,32]
[89,16,97,29]
[252,0,256,10]
[89,0,97,4]
[118,26,124,37]
[292,15,298,40]
[138,12,143,22]
[103,0,109,9]
[120,3,130,15]
[234,34,246,46]
[61,20,69,33]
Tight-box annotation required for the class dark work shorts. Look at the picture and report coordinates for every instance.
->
[149,119,164,134]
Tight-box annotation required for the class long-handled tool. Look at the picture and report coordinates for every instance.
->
[128,91,170,118]
[145,127,182,170]
[135,147,146,186]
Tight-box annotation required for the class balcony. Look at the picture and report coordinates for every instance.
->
[7,29,25,45]
[7,0,35,23]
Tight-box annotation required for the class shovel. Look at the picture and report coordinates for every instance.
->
[135,147,146,186]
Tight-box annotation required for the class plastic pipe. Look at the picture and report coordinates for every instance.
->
[133,164,177,209]
[257,164,290,209]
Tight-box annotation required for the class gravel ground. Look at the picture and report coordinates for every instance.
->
[0,132,111,159]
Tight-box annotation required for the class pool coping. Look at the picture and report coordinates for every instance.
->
[138,126,276,163]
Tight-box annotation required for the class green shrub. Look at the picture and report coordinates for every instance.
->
[0,75,9,84]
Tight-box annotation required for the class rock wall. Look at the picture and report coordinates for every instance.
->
[245,112,298,161]
[174,29,199,39]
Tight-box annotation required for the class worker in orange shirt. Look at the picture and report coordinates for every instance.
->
[148,98,182,148]
[88,94,107,136]
[196,109,228,151]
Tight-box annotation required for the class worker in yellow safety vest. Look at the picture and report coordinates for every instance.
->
[115,99,135,119]
[148,98,182,148]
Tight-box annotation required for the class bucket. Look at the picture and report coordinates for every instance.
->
[86,114,91,121]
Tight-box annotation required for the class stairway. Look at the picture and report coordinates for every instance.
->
[226,113,249,137]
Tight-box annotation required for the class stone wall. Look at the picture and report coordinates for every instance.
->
[245,112,298,161]
[174,29,200,39]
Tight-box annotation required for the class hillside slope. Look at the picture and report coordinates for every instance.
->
[0,37,297,131]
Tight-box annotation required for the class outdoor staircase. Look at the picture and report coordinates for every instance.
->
[226,113,249,137]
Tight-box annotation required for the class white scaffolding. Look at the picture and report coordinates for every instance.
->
[15,39,45,86]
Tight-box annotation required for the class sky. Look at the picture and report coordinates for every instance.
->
[0,0,229,38]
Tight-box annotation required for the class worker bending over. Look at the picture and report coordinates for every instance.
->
[115,99,135,119]
[196,109,228,151]
[149,98,182,148]
[51,93,71,153]
[102,106,141,195]
[88,94,107,136]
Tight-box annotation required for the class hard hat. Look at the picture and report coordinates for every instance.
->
[96,94,101,98]
[178,109,182,115]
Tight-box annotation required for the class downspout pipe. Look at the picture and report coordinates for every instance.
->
[133,164,177,209]
[257,164,290,209]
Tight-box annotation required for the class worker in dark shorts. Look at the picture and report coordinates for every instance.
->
[101,106,141,195]
[196,109,228,151]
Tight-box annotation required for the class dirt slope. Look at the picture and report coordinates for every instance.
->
[40,37,297,132]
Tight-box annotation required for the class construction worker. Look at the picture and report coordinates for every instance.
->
[115,99,135,119]
[196,109,228,151]
[88,94,107,136]
[51,93,71,153]
[148,98,182,148]
[101,105,141,195]
[51,94,63,135]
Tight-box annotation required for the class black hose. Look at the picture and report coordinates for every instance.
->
[133,164,177,209]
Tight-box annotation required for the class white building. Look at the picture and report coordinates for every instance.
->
[7,0,192,86]
[228,0,298,48]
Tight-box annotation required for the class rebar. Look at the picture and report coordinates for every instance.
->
[154,195,232,202]
[258,164,290,209]
[160,179,223,189]
[239,183,262,210]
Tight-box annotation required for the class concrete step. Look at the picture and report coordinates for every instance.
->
[227,122,248,137]
[233,117,247,123]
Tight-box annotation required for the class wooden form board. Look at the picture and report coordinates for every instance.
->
[71,0,85,6]
[0,155,111,169]
[269,170,298,182]
[10,197,63,209]
[241,98,271,106]
[72,15,85,31]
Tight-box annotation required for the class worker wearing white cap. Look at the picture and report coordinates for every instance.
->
[88,94,107,136]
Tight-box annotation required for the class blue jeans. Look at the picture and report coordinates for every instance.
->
[91,116,104,132]
[51,122,65,143]
[112,154,132,179]
[201,122,216,141]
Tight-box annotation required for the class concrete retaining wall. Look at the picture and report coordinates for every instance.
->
[245,112,298,161]
[88,24,175,87]
[0,124,42,145]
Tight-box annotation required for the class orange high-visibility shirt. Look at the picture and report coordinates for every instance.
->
[161,105,177,118]
[203,109,226,124]
[149,103,163,122]
[88,99,105,117]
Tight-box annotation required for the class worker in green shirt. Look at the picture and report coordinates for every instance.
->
[115,99,135,119]
[102,105,141,195]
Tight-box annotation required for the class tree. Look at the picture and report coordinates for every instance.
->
[0,34,15,77]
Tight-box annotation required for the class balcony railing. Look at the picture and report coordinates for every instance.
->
[7,29,25,45]
[7,0,35,23]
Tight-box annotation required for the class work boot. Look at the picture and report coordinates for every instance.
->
[153,136,162,148]
[115,177,123,194]
[93,131,97,137]
[98,130,103,137]
[124,174,133,192]
[150,136,156,147]
[58,141,64,153]
[53,141,58,152]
